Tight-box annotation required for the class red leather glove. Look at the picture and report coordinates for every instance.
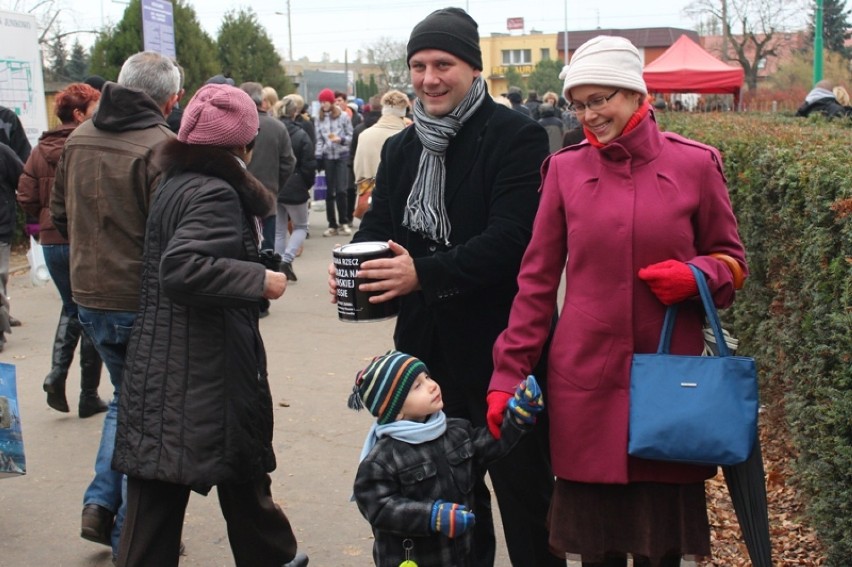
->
[638,260,698,305]
[486,391,512,439]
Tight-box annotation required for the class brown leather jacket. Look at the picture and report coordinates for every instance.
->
[51,82,175,311]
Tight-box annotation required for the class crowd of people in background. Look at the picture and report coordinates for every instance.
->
[0,4,847,565]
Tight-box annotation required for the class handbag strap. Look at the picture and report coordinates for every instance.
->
[657,264,732,357]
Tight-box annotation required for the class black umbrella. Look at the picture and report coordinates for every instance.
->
[722,429,773,566]
[704,325,772,566]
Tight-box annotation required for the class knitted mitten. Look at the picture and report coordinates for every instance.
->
[486,391,512,439]
[638,260,698,305]
[507,375,544,426]
[430,500,476,539]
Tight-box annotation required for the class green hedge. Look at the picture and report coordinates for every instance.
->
[657,112,852,565]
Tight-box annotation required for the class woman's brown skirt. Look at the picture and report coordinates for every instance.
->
[548,479,711,563]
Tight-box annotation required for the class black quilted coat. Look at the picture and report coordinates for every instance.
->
[112,139,276,493]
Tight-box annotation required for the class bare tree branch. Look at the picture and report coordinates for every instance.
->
[364,37,409,91]
[685,0,802,89]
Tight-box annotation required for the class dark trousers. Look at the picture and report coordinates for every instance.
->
[261,215,277,251]
[117,474,298,567]
[430,347,565,567]
[324,158,349,228]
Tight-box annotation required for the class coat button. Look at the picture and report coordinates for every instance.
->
[428,245,437,252]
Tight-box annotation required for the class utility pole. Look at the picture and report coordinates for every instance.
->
[563,0,569,64]
[286,0,293,62]
[813,0,824,83]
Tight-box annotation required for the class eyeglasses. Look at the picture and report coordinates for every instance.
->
[569,89,620,114]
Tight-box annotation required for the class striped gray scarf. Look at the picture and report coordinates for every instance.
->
[404,75,487,245]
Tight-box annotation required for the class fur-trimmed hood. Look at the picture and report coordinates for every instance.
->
[152,138,274,217]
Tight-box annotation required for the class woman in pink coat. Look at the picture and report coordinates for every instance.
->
[487,36,747,566]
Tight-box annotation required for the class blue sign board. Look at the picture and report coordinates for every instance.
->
[142,0,176,58]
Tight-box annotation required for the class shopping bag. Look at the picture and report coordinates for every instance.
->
[0,363,26,478]
[354,177,375,219]
[628,264,758,466]
[313,170,327,201]
[26,235,51,287]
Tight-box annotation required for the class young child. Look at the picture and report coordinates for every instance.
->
[349,350,543,567]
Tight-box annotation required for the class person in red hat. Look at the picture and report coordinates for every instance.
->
[315,87,353,236]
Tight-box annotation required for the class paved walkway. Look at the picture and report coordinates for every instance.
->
[2,207,698,566]
[0,208,521,566]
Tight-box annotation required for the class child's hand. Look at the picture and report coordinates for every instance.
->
[508,375,543,426]
[430,500,476,538]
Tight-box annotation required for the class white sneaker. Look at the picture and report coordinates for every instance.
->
[322,227,338,237]
[339,224,352,235]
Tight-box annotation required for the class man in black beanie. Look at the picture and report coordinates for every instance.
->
[330,7,564,567]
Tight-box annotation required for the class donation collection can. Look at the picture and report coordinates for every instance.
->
[333,242,400,322]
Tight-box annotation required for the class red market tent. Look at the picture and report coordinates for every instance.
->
[643,34,745,104]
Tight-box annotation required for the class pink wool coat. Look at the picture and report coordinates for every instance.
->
[490,113,747,485]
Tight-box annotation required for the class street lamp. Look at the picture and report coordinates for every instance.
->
[275,1,294,62]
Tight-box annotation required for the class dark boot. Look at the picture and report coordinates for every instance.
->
[78,332,107,418]
[43,313,81,413]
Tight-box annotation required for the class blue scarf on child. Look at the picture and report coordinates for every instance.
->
[358,411,448,463]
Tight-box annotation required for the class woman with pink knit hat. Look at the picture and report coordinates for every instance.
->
[111,83,307,567]
[488,36,748,566]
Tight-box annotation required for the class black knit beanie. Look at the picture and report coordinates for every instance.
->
[407,7,482,70]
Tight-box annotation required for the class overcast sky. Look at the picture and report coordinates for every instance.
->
[20,0,701,62]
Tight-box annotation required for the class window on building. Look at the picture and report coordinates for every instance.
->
[501,49,532,65]
[541,48,550,60]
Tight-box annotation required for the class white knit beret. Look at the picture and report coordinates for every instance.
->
[559,35,648,99]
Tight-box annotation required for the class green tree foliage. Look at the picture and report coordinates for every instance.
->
[48,32,68,80]
[527,58,565,99]
[89,0,218,95]
[355,74,379,101]
[808,0,852,56]
[657,112,852,566]
[503,66,525,96]
[171,1,219,96]
[217,8,292,95]
[67,40,89,81]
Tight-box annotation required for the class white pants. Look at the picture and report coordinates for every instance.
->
[273,202,310,263]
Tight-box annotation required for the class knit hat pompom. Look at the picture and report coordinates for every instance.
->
[178,84,258,147]
[318,88,336,103]
[407,7,482,70]
[559,35,648,99]
[348,351,429,425]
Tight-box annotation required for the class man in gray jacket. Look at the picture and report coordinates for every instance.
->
[51,51,180,560]
[239,82,295,252]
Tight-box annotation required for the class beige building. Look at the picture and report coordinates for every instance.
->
[482,28,699,95]
[481,32,559,95]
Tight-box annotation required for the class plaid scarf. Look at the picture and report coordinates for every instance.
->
[405,76,487,245]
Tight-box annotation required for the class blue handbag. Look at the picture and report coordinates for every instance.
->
[628,264,758,466]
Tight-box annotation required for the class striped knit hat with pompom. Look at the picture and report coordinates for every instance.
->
[348,351,429,425]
